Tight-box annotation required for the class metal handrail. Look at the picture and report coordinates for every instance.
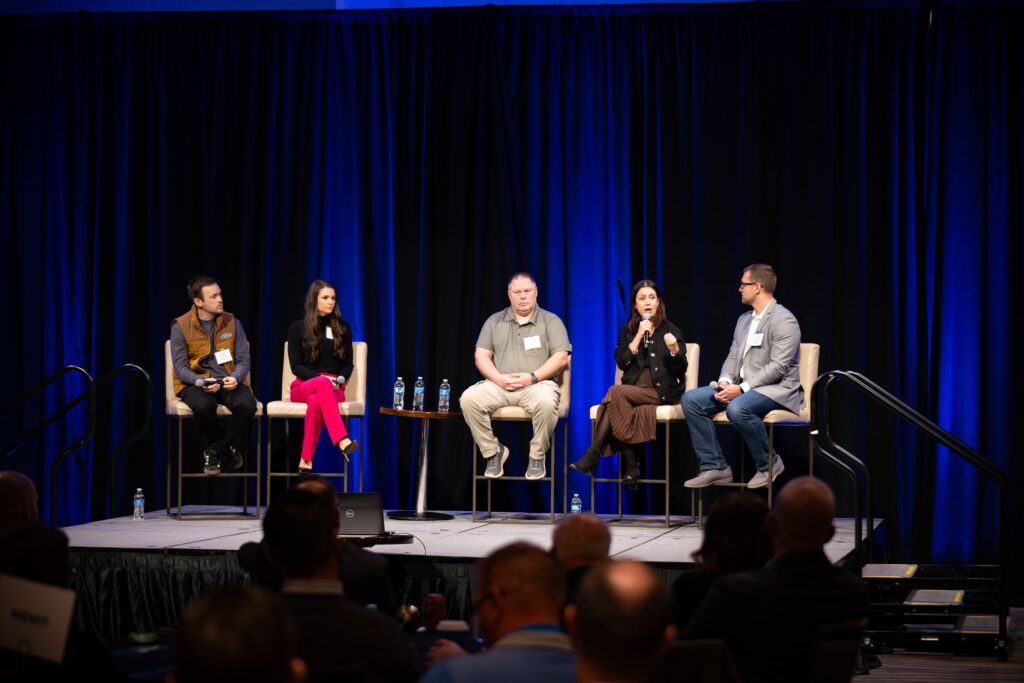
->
[2,365,96,466]
[0,365,97,525]
[813,369,1009,648]
[95,364,152,518]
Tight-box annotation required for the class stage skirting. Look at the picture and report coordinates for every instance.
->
[66,506,869,642]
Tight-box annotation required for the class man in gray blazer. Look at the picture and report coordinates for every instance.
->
[681,263,803,489]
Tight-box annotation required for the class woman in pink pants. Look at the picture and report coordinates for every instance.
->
[288,279,359,473]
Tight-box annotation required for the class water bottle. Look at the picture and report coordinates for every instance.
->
[570,492,583,514]
[438,379,451,413]
[413,376,425,411]
[393,377,405,410]
[133,488,145,520]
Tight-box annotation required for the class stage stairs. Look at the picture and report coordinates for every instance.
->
[861,563,1009,660]
[810,371,1010,662]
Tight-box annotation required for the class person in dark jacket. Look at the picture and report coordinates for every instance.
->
[683,477,869,683]
[288,279,358,473]
[671,491,771,629]
[571,279,687,487]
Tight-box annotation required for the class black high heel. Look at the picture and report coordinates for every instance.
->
[570,448,601,476]
[621,449,640,490]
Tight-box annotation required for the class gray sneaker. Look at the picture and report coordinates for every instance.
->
[683,467,733,488]
[748,456,784,489]
[484,445,509,478]
[525,457,546,480]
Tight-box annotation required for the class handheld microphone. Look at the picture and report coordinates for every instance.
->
[709,381,721,392]
[642,312,651,346]
[195,378,224,387]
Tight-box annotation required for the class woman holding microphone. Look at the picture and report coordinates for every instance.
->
[570,279,687,488]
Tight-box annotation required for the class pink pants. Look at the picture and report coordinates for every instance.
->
[290,375,348,464]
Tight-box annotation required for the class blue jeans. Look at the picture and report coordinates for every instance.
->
[680,386,784,472]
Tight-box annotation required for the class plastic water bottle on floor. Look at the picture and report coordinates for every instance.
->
[438,379,451,413]
[133,488,145,520]
[570,492,583,514]
[413,376,425,411]
[393,377,405,410]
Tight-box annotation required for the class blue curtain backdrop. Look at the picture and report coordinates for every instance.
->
[0,0,1019,580]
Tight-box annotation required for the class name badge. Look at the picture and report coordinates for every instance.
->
[749,333,764,347]
[523,335,542,350]
[325,327,334,340]
[214,348,234,364]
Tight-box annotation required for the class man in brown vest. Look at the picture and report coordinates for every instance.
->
[170,275,257,475]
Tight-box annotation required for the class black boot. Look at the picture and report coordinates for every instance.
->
[621,449,640,490]
[570,447,601,476]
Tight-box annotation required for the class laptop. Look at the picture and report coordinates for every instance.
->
[336,492,386,537]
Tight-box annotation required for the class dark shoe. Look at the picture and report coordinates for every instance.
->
[221,446,243,471]
[621,449,640,490]
[570,448,601,476]
[203,449,221,476]
[297,460,313,475]
[337,438,359,461]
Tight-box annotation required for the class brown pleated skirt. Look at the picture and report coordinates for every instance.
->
[594,368,661,453]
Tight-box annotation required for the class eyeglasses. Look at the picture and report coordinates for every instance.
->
[739,281,760,288]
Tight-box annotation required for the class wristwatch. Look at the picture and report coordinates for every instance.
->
[530,372,539,384]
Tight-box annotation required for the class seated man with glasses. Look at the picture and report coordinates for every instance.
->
[680,263,803,489]
[421,542,575,683]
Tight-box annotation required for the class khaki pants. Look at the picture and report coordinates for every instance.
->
[459,380,561,461]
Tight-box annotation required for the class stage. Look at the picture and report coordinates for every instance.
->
[65,506,874,643]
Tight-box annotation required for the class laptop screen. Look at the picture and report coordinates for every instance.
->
[336,492,386,536]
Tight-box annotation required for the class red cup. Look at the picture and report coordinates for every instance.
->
[425,593,446,632]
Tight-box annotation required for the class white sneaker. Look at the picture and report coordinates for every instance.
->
[684,467,733,488]
[484,445,509,478]
[747,456,784,489]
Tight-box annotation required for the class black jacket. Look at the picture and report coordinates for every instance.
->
[614,321,688,404]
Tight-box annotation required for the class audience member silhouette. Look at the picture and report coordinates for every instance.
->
[420,542,575,683]
[672,491,771,629]
[263,487,418,683]
[683,476,869,683]
[238,474,398,617]
[565,561,676,683]
[0,522,125,683]
[171,585,306,683]
[0,470,39,533]
[550,513,611,605]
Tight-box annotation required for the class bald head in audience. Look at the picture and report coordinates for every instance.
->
[475,542,565,648]
[768,476,836,555]
[551,513,610,570]
[0,471,39,533]
[567,561,675,683]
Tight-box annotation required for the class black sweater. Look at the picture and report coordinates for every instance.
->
[287,318,354,381]
[613,320,688,404]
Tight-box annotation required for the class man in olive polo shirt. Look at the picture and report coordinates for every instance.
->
[460,272,571,480]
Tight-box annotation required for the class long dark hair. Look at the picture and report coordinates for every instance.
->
[302,279,348,362]
[625,279,668,333]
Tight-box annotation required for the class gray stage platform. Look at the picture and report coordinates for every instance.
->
[64,506,870,565]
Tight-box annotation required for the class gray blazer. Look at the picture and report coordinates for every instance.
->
[719,300,804,414]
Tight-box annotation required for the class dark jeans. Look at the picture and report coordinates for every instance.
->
[178,384,257,456]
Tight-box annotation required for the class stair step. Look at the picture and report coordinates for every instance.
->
[863,563,918,578]
[904,589,963,606]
